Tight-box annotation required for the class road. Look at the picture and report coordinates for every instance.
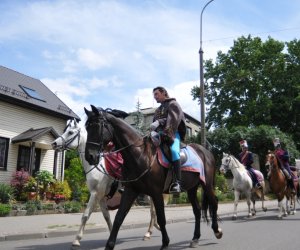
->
[1,208,300,250]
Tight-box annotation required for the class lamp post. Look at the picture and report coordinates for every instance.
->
[199,0,214,148]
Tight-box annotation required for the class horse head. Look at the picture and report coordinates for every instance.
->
[265,151,279,171]
[220,153,231,174]
[84,105,117,165]
[52,118,82,151]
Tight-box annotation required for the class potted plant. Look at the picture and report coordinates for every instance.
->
[35,170,54,200]
[24,177,38,201]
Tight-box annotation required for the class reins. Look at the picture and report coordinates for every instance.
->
[85,110,152,183]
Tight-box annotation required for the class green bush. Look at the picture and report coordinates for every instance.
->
[0,183,15,203]
[25,200,42,215]
[0,203,11,216]
[63,201,82,213]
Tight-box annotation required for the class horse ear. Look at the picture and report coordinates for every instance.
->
[84,107,90,116]
[91,105,99,115]
[73,118,78,127]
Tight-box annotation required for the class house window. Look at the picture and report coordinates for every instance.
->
[17,146,41,174]
[19,85,45,101]
[0,137,9,171]
[186,127,192,138]
[17,146,30,171]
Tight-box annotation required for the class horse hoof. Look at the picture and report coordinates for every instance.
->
[232,216,237,220]
[189,239,199,248]
[143,235,151,241]
[160,245,168,250]
[214,228,223,239]
[72,240,80,247]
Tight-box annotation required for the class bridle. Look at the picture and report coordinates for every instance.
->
[85,109,151,183]
[220,155,240,171]
[57,128,81,151]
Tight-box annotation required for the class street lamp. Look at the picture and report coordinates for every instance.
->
[199,0,214,148]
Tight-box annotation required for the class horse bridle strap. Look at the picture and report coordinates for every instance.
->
[58,129,81,150]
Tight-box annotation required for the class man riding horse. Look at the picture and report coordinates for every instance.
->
[273,138,296,194]
[150,86,186,193]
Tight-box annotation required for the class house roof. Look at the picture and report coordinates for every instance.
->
[11,127,59,144]
[0,65,80,121]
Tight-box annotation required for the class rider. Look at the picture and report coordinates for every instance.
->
[273,138,296,194]
[238,140,261,188]
[150,86,186,193]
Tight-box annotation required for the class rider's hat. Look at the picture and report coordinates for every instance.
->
[239,140,248,148]
[273,138,280,147]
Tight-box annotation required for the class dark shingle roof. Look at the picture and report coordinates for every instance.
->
[11,127,59,143]
[0,66,80,121]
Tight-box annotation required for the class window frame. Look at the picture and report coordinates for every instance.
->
[0,137,9,171]
[19,85,45,102]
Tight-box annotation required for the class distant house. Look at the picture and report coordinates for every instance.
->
[125,107,201,138]
[0,66,80,184]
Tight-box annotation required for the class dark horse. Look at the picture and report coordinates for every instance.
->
[84,105,223,250]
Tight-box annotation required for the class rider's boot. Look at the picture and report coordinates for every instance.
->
[288,179,296,194]
[106,180,118,199]
[170,160,182,193]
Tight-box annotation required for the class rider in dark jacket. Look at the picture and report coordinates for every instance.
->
[238,140,261,188]
[273,138,295,194]
[150,86,186,193]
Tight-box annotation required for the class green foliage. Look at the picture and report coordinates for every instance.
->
[191,35,300,150]
[0,183,15,204]
[63,201,82,213]
[0,203,11,216]
[50,180,72,200]
[207,125,300,176]
[24,176,38,192]
[35,170,54,199]
[25,200,42,215]
[65,149,79,169]
[64,157,88,202]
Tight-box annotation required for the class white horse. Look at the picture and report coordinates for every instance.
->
[220,153,267,220]
[51,119,164,246]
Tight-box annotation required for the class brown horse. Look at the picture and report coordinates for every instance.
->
[84,105,223,250]
[265,152,298,218]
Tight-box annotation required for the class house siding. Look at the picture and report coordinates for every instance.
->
[0,100,67,183]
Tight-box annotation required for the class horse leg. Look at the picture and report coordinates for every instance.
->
[143,197,158,240]
[72,192,97,246]
[151,194,170,250]
[202,185,223,239]
[260,185,267,212]
[187,185,201,248]
[286,196,291,215]
[245,191,252,218]
[105,188,138,250]
[99,197,112,231]
[251,197,256,216]
[232,190,240,220]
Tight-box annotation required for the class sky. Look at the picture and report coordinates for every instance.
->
[1,0,300,122]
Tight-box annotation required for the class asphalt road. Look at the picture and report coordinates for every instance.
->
[1,207,300,250]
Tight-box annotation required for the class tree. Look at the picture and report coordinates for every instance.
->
[132,99,145,134]
[206,125,299,176]
[191,35,300,149]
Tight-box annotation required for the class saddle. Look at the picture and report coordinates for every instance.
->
[156,144,205,193]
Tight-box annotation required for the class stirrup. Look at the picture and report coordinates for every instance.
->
[169,182,181,193]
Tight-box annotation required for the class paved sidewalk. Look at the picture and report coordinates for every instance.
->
[0,199,278,242]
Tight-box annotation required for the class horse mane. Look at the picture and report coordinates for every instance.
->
[103,108,129,119]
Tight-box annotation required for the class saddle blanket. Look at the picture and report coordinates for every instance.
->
[248,170,264,183]
[157,145,205,184]
[104,152,123,179]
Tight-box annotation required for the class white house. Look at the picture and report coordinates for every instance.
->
[0,66,80,184]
